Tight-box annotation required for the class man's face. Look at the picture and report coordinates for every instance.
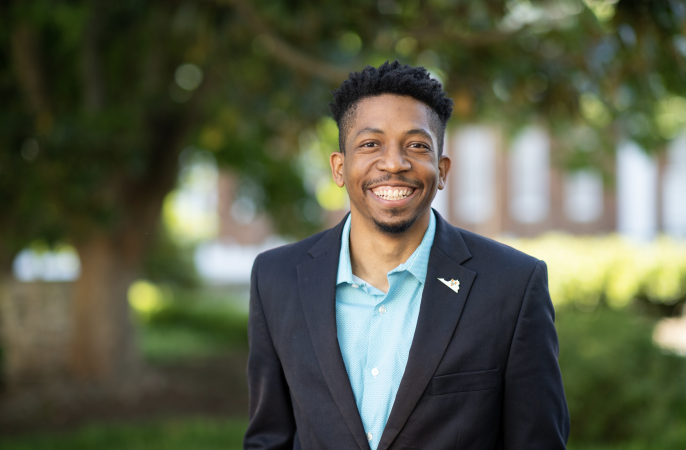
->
[330,94,451,234]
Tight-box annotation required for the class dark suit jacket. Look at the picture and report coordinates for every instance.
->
[244,210,569,450]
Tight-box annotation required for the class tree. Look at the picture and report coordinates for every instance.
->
[1,0,684,381]
[1,0,320,379]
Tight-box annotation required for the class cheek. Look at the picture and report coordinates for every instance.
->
[416,163,441,186]
[345,159,372,184]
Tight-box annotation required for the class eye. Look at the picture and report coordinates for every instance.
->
[408,142,430,150]
[359,141,378,148]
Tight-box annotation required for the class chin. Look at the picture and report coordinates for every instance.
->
[372,214,419,235]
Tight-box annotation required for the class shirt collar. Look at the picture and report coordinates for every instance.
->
[336,210,436,286]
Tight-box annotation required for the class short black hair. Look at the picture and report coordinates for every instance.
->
[329,60,453,156]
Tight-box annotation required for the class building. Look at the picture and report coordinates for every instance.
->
[217,126,686,247]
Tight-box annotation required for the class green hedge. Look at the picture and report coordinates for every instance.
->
[0,418,248,450]
[505,234,686,311]
[129,283,248,362]
[558,307,686,449]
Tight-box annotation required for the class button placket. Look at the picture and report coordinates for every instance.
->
[364,291,387,387]
[361,273,410,449]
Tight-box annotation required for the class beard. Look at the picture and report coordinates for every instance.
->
[361,174,427,235]
[372,208,422,235]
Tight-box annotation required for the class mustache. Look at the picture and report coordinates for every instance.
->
[362,174,424,191]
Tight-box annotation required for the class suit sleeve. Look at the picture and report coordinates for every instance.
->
[502,260,570,449]
[244,257,297,450]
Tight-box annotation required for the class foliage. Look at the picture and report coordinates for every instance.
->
[142,228,200,289]
[5,302,686,449]
[139,325,234,363]
[557,307,686,449]
[0,413,677,450]
[505,234,686,313]
[2,0,686,384]
[0,0,325,265]
[5,281,685,448]
[0,418,248,450]
[297,117,349,214]
[2,0,686,261]
[130,284,248,362]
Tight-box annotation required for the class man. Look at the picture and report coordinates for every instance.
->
[244,61,569,450]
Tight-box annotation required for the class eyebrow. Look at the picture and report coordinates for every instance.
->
[354,127,433,141]
[404,128,433,141]
[355,127,385,137]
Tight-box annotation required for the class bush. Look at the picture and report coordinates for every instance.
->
[506,234,686,312]
[558,307,686,449]
[145,300,248,348]
[0,418,248,450]
[129,284,249,363]
[142,229,200,289]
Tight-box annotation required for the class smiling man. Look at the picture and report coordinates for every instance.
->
[244,62,569,450]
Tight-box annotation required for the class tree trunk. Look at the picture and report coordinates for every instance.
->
[70,235,139,380]
[66,107,194,380]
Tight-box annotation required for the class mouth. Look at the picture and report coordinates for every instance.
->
[370,185,416,201]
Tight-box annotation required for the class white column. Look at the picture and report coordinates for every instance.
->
[617,140,658,241]
[451,126,497,224]
[509,126,550,223]
[663,132,686,238]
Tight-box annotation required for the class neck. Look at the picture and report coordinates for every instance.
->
[348,208,431,293]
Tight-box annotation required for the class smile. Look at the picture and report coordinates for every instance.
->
[371,185,416,201]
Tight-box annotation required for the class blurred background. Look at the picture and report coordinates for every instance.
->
[1,0,686,449]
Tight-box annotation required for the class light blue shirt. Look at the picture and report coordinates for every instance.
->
[335,211,436,450]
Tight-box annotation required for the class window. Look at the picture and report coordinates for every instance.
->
[564,169,604,223]
[509,127,550,224]
[617,140,658,241]
[452,126,497,224]
[663,132,686,238]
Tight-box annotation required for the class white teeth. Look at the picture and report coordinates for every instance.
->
[373,187,413,200]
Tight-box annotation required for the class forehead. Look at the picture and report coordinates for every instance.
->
[350,94,432,130]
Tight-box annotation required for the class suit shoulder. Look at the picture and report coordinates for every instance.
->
[457,227,539,269]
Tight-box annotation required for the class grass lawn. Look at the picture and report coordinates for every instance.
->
[0,417,249,450]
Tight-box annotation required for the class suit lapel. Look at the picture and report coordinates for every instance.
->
[378,212,477,450]
[297,215,370,450]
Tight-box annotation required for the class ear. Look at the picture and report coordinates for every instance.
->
[437,155,451,190]
[330,151,346,187]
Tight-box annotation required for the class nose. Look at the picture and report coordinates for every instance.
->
[376,144,411,173]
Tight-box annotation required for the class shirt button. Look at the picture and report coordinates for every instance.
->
[379,305,387,314]
[352,284,359,288]
[367,432,373,441]
[371,367,379,377]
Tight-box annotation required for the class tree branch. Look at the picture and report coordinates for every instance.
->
[218,0,351,85]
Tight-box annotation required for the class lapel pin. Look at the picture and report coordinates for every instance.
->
[438,278,460,294]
